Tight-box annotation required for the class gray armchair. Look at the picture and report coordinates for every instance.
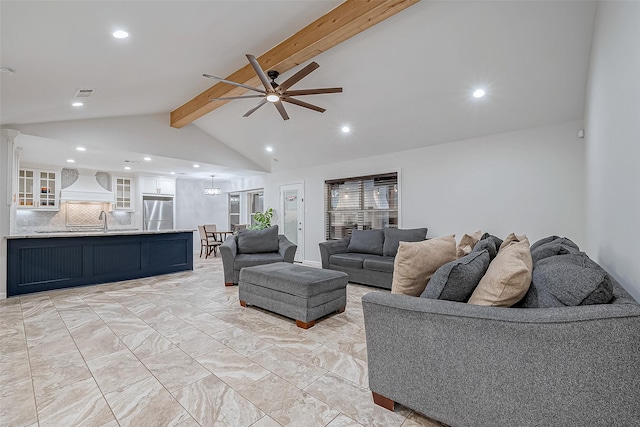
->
[220,225,297,286]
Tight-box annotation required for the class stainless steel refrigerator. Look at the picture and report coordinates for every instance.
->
[143,197,174,231]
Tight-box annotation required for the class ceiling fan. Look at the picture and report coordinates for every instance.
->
[204,54,342,121]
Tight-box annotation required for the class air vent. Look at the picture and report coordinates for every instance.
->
[124,160,141,164]
[74,89,95,97]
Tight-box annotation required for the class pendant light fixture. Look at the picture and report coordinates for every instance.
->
[204,175,221,196]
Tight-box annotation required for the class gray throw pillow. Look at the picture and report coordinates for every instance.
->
[472,237,498,260]
[237,225,279,254]
[382,227,428,257]
[519,253,614,308]
[421,250,491,302]
[347,229,384,255]
[530,236,579,264]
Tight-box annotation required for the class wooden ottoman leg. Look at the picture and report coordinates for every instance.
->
[372,392,395,411]
[225,282,234,287]
[295,319,316,329]
[239,300,247,307]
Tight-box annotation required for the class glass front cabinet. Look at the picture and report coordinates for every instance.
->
[114,177,133,210]
[18,168,60,210]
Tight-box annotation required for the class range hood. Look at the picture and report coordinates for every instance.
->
[60,173,115,203]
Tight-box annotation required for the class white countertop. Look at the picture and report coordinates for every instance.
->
[7,229,195,239]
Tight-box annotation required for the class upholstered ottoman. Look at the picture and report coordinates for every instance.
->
[238,262,348,329]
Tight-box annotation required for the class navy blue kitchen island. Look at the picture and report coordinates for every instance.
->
[7,230,193,297]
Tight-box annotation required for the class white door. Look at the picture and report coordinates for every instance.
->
[280,183,304,263]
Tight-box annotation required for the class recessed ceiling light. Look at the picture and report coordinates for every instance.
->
[266,146,273,152]
[341,126,350,133]
[193,164,200,168]
[170,172,176,175]
[76,146,86,151]
[72,102,84,107]
[112,30,129,39]
[143,157,151,161]
[473,89,486,98]
[66,159,75,163]
[124,166,131,170]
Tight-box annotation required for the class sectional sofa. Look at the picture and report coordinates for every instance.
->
[318,227,428,289]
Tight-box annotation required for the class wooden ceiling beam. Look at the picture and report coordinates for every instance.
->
[170,0,420,128]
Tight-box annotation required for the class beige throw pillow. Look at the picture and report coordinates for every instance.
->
[456,230,483,258]
[391,235,456,296]
[468,233,532,307]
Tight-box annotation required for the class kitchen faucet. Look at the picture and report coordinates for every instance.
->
[98,210,108,233]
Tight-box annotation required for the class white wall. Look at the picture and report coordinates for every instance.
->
[229,120,586,265]
[584,1,640,300]
[175,177,229,252]
[0,130,20,299]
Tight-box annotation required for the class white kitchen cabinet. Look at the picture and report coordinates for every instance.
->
[141,176,175,196]
[114,177,133,210]
[18,168,60,210]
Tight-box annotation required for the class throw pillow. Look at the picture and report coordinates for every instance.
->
[468,233,533,307]
[472,237,498,260]
[382,227,428,257]
[530,236,580,264]
[391,235,456,296]
[237,225,279,254]
[347,229,384,256]
[421,250,491,302]
[520,253,614,307]
[456,230,483,258]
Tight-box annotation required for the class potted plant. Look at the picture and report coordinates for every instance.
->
[248,207,274,230]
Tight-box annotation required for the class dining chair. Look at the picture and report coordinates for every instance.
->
[198,225,222,258]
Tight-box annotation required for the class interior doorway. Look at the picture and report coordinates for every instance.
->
[280,183,304,263]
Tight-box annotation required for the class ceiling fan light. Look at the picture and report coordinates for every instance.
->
[266,94,280,103]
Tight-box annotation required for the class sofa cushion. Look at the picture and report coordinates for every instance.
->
[329,253,370,269]
[456,230,483,258]
[363,256,395,273]
[530,236,580,264]
[237,225,279,254]
[480,233,503,250]
[382,228,428,257]
[520,253,614,308]
[421,250,491,302]
[468,233,532,307]
[347,229,384,256]
[472,236,498,260]
[234,252,284,269]
[391,235,457,296]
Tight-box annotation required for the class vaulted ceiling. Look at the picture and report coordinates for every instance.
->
[1,1,597,176]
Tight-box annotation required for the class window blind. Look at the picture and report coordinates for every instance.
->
[324,172,398,240]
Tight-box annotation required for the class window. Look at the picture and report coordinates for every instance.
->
[325,172,398,240]
[249,191,264,227]
[228,194,240,229]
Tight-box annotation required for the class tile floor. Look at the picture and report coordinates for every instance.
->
[0,256,443,427]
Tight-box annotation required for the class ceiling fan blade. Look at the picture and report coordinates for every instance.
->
[284,88,343,96]
[203,74,266,94]
[281,97,326,113]
[210,95,265,101]
[277,62,320,92]
[246,54,273,92]
[273,100,290,121]
[243,99,268,117]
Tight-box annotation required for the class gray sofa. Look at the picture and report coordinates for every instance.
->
[319,228,428,289]
[362,236,640,426]
[220,225,297,286]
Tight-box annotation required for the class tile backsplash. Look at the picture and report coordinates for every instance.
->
[15,203,134,233]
